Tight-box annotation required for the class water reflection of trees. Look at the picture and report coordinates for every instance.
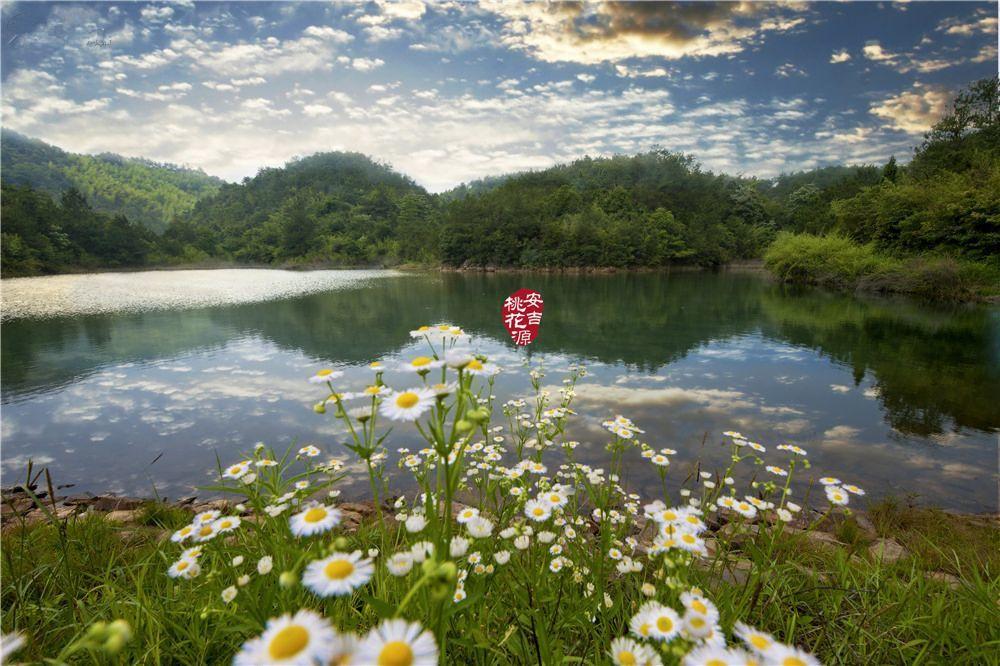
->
[756,289,999,436]
[3,272,998,436]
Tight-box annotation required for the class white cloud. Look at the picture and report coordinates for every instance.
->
[351,57,385,72]
[302,104,334,117]
[829,49,851,63]
[140,5,175,22]
[870,85,951,134]
[479,1,807,64]
[937,15,998,36]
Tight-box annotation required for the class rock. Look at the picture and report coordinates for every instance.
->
[190,499,230,513]
[868,538,907,563]
[927,571,961,589]
[91,496,144,512]
[105,509,141,523]
[721,558,753,586]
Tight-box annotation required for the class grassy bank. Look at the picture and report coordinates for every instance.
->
[2,327,998,665]
[763,233,1000,302]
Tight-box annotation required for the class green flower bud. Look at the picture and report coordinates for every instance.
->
[436,561,457,583]
[455,419,474,434]
[333,537,349,550]
[468,407,490,424]
[279,571,298,588]
[313,402,326,414]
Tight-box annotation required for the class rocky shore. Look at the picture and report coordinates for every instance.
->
[4,483,994,591]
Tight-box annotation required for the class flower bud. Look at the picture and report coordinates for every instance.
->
[313,402,326,414]
[455,419,474,434]
[279,571,298,588]
[333,537,349,550]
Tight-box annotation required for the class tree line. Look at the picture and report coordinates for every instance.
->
[2,77,995,278]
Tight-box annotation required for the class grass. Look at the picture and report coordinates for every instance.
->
[2,329,998,665]
[763,233,1000,302]
[3,500,997,664]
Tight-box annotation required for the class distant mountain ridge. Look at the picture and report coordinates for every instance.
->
[1,130,224,232]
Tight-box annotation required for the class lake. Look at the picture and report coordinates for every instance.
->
[1,269,997,512]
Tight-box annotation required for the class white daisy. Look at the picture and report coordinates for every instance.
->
[524,499,552,522]
[302,551,374,597]
[171,524,195,543]
[681,645,749,666]
[380,388,437,422]
[767,644,822,666]
[213,516,241,533]
[401,356,444,372]
[449,536,470,558]
[733,622,777,654]
[610,637,659,666]
[289,504,342,537]
[825,485,849,505]
[223,461,252,479]
[194,510,220,525]
[298,445,321,457]
[257,556,273,574]
[309,369,343,384]
[192,523,218,543]
[766,465,788,477]
[386,552,414,576]
[455,507,480,524]
[466,516,494,538]
[648,604,680,641]
[233,609,338,665]
[167,558,200,579]
[819,477,841,486]
[405,515,428,533]
[464,358,499,376]
[354,619,438,666]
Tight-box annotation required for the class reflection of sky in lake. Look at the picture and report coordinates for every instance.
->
[1,270,997,512]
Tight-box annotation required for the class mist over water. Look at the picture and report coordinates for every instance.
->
[1,269,997,511]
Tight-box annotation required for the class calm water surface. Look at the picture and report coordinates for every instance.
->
[2,269,997,511]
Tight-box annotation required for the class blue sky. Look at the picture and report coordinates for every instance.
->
[1,1,996,191]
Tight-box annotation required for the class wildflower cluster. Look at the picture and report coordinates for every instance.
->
[159,323,863,664]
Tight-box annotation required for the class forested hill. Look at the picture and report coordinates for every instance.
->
[438,152,880,268]
[166,152,437,264]
[0,130,223,232]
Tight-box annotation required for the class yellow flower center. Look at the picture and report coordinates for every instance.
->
[662,511,677,521]
[639,623,651,636]
[751,635,771,649]
[411,356,433,367]
[180,527,192,535]
[317,369,333,377]
[466,359,483,370]
[549,494,561,503]
[418,326,430,331]
[219,520,233,529]
[396,392,420,408]
[656,616,673,632]
[364,386,381,394]
[689,616,705,628]
[324,559,355,580]
[303,508,327,523]
[268,625,309,660]
[617,651,637,666]
[533,507,545,517]
[177,561,188,570]
[782,659,806,666]
[378,640,414,666]
[682,534,695,544]
[706,660,727,666]
[198,526,213,537]
[686,516,699,524]
[691,599,708,614]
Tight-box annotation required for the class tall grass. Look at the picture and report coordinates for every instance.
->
[763,233,1000,301]
[2,324,998,665]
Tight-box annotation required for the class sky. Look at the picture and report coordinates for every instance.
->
[1,1,997,192]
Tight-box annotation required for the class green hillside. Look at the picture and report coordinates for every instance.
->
[1,131,223,232]
[164,151,436,265]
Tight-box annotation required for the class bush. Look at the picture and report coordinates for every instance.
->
[764,232,999,301]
